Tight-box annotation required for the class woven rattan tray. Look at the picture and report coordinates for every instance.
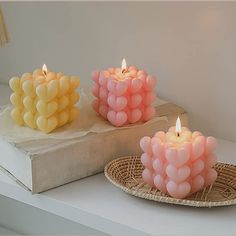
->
[104,156,236,207]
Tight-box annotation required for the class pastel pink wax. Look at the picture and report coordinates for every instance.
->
[140,127,218,199]
[91,65,157,126]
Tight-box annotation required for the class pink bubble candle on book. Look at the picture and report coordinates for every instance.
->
[92,59,157,126]
[140,117,218,199]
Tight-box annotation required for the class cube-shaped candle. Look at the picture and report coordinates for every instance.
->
[92,59,157,126]
[9,65,80,133]
[140,117,218,199]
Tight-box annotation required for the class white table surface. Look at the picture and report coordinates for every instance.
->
[0,83,236,236]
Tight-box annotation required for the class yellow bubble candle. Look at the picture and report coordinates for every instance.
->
[9,64,80,133]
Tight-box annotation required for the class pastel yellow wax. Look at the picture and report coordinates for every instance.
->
[9,68,80,133]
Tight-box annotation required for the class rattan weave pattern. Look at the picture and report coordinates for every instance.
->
[104,156,236,207]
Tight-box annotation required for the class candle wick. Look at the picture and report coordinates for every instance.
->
[122,69,127,74]
[177,132,180,137]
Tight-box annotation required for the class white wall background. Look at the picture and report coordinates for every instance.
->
[1,2,236,141]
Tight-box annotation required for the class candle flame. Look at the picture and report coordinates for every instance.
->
[42,64,48,76]
[121,58,127,73]
[175,116,182,137]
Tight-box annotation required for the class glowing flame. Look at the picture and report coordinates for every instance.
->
[42,64,47,76]
[121,58,127,73]
[175,116,182,137]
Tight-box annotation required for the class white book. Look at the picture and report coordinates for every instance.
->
[0,96,188,193]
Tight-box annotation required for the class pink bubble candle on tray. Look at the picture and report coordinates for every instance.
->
[92,59,157,126]
[140,117,218,199]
